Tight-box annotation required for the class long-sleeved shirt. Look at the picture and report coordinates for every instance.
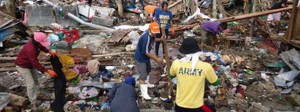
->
[15,39,49,73]
[108,83,139,112]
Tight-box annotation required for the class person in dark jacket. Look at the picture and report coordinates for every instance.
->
[15,32,57,111]
[107,76,139,112]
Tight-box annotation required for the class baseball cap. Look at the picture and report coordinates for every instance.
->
[33,32,51,47]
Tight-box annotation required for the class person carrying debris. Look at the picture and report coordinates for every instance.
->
[168,37,219,112]
[106,75,139,112]
[15,32,57,111]
[154,1,173,56]
[143,4,158,23]
[267,0,288,32]
[134,23,164,100]
[193,21,228,49]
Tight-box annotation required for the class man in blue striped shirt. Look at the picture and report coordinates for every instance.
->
[134,29,164,100]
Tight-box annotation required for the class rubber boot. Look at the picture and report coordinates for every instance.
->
[145,76,155,88]
[140,84,152,100]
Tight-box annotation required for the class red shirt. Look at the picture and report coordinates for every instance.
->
[15,39,49,73]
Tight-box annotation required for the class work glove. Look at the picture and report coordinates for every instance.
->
[47,70,57,78]
[48,50,56,57]
[170,28,175,36]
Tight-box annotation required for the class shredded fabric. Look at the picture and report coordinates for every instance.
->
[87,59,100,75]
[78,87,99,99]
[179,51,218,72]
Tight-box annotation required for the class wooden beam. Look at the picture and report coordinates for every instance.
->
[92,52,134,58]
[169,6,293,33]
[0,57,17,61]
[286,0,298,41]
[216,6,293,22]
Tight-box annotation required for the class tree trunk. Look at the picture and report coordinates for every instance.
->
[216,0,228,18]
[212,0,217,18]
[116,0,123,16]
[252,0,257,13]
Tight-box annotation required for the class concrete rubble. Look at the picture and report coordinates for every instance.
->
[0,0,300,111]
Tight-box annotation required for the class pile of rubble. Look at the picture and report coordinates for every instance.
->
[0,0,299,112]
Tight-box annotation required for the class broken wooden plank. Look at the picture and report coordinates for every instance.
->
[286,0,300,43]
[92,52,134,58]
[170,6,293,33]
[0,66,52,72]
[0,62,51,68]
[105,29,132,43]
[0,57,17,61]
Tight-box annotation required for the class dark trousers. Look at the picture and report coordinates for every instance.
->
[50,56,67,112]
[155,28,169,56]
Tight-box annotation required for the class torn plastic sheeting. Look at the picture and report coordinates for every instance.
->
[277,70,300,81]
[114,24,150,32]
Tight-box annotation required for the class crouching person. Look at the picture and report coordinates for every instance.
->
[107,76,139,112]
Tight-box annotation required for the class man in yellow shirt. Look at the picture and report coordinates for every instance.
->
[169,37,219,112]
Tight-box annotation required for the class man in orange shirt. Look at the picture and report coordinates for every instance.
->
[144,4,158,23]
